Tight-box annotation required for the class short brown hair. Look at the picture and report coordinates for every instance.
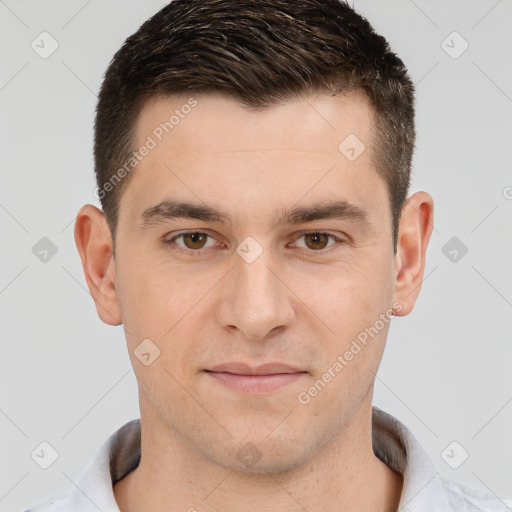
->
[94,0,415,253]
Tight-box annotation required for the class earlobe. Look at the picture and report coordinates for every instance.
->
[392,191,434,316]
[74,204,122,326]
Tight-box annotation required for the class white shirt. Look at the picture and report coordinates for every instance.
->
[25,406,512,512]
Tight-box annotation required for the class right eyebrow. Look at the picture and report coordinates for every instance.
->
[138,200,232,230]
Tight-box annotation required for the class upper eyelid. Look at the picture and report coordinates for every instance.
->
[165,229,222,243]
[292,231,343,242]
[165,230,345,248]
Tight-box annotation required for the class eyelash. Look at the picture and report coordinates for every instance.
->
[163,230,346,255]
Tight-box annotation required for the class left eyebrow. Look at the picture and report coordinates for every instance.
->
[277,201,369,226]
[137,199,371,230]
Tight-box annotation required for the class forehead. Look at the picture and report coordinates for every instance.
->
[136,90,374,156]
[118,90,388,231]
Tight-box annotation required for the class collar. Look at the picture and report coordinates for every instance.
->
[30,406,455,511]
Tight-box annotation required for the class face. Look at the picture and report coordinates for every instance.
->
[102,91,403,472]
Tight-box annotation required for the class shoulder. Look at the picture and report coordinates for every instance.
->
[440,475,512,511]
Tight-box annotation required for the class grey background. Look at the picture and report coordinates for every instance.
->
[1,1,511,510]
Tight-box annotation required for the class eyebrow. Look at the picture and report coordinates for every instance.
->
[137,199,370,230]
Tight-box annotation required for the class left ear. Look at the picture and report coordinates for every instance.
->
[392,191,434,316]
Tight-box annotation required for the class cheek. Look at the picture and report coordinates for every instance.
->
[117,256,220,374]
[293,259,394,403]
[300,256,392,335]
[117,253,199,330]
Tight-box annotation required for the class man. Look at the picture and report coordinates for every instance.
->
[25,0,512,511]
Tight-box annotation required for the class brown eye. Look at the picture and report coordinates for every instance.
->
[304,232,330,250]
[293,232,343,252]
[181,232,209,249]
[164,231,216,252]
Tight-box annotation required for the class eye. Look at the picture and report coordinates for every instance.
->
[164,231,219,252]
[163,230,345,255]
[291,231,344,251]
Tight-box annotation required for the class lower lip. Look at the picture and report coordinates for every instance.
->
[205,371,306,393]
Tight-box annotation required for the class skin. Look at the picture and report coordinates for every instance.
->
[74,90,433,512]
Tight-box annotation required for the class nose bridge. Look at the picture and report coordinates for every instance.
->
[238,247,279,303]
[222,240,294,339]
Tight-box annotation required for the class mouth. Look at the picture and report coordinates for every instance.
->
[204,362,308,393]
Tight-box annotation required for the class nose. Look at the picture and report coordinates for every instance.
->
[215,247,295,340]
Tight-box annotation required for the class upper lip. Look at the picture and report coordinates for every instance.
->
[206,363,305,375]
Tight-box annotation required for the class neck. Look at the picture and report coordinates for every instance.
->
[114,396,403,512]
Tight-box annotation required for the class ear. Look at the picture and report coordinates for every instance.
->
[74,204,122,326]
[392,191,434,316]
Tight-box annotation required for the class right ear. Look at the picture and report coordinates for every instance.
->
[74,204,122,326]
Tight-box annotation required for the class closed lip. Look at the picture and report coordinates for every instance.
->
[205,363,306,375]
